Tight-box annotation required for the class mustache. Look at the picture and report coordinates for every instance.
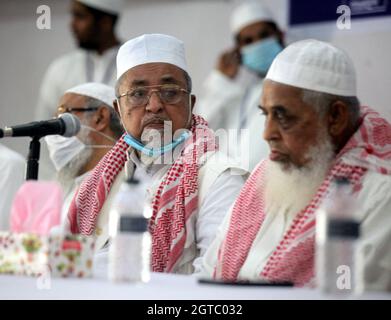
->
[142,116,171,127]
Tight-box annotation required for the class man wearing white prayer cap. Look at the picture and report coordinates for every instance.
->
[197,0,284,172]
[67,34,248,275]
[203,39,391,291]
[36,0,125,180]
[45,82,123,226]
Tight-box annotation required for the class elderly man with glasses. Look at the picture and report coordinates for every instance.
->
[45,82,123,227]
[67,34,248,275]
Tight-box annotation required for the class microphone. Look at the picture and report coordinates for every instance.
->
[0,113,81,139]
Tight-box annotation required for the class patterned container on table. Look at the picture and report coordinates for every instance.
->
[0,232,95,278]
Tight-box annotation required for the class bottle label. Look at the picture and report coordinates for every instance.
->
[327,219,360,238]
[119,216,149,233]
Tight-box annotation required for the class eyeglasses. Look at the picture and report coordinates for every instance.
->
[117,84,190,109]
[56,105,99,115]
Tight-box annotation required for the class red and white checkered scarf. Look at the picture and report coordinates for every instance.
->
[68,115,216,272]
[215,107,391,286]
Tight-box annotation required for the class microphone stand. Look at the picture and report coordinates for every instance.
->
[26,136,41,180]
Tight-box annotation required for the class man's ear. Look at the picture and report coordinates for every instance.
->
[190,94,196,112]
[327,101,350,138]
[94,106,110,131]
[113,99,120,115]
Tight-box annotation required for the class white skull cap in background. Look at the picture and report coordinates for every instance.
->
[266,39,357,97]
[116,34,189,80]
[65,82,116,108]
[230,0,276,35]
[76,0,125,15]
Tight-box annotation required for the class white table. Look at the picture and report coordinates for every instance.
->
[1,273,390,300]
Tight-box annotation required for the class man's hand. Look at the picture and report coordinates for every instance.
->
[216,48,241,79]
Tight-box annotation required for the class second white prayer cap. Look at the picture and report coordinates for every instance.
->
[266,39,357,96]
[77,0,125,15]
[230,1,275,35]
[66,82,115,107]
[116,34,188,80]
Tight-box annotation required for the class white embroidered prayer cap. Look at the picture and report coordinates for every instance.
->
[76,0,125,15]
[266,39,357,96]
[116,34,188,80]
[230,1,275,35]
[66,82,115,107]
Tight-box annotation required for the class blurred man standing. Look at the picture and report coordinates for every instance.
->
[36,0,125,120]
[197,1,284,171]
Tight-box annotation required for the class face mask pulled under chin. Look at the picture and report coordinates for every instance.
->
[44,125,116,172]
[241,37,283,75]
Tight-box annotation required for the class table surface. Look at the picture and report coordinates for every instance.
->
[1,273,390,300]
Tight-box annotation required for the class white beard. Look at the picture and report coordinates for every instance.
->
[264,130,335,219]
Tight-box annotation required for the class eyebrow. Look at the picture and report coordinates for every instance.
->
[160,75,181,86]
[129,75,181,88]
[130,79,148,87]
[258,105,288,114]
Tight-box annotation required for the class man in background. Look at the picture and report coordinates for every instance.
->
[36,0,125,120]
[36,0,125,180]
[45,82,123,225]
[196,1,284,171]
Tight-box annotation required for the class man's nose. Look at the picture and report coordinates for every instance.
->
[263,117,280,142]
[145,91,163,113]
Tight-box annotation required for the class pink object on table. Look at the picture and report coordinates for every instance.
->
[10,181,63,235]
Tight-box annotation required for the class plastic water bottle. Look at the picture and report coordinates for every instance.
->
[316,178,362,296]
[108,177,152,283]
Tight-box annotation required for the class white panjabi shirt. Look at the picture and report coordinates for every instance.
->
[196,67,268,172]
[36,46,119,120]
[91,144,249,276]
[0,144,25,230]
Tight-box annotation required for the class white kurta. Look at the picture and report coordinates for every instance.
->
[36,47,118,120]
[202,170,391,291]
[0,144,25,230]
[36,47,119,180]
[196,68,269,171]
[92,149,248,277]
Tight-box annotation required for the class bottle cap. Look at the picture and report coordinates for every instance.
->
[125,176,140,185]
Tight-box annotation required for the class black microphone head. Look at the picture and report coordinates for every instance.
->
[58,113,81,137]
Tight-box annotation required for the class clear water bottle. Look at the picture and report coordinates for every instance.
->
[316,178,362,296]
[108,177,152,283]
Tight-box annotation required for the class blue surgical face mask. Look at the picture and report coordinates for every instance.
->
[241,37,283,76]
[124,130,191,157]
